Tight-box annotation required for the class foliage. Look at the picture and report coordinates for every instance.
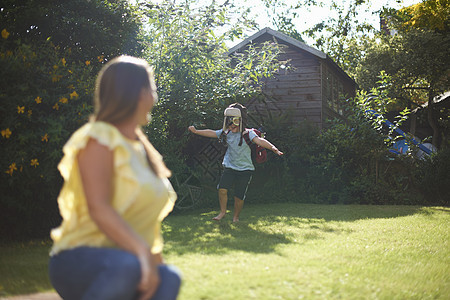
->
[0,0,143,239]
[0,38,96,238]
[260,0,309,42]
[140,0,284,175]
[415,147,450,205]
[0,0,143,62]
[355,3,450,147]
[260,0,377,77]
[245,78,429,206]
[398,0,450,32]
[355,29,450,106]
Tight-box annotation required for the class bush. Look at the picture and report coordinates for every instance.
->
[0,36,97,239]
[241,96,439,206]
[1,0,144,240]
[415,147,450,206]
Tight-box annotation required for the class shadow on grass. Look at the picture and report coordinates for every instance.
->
[162,212,292,255]
[163,203,428,255]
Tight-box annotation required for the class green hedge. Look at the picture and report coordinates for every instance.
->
[0,35,98,239]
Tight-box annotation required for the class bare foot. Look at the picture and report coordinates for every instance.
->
[233,217,239,223]
[212,212,226,221]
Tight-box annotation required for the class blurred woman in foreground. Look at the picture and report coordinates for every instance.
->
[49,56,181,300]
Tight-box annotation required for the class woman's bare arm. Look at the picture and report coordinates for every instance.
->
[78,138,159,298]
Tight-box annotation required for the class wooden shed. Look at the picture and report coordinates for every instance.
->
[228,27,357,129]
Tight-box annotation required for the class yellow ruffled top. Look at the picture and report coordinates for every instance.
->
[50,121,176,255]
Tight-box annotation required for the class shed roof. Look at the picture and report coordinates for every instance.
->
[228,27,327,59]
[227,27,356,85]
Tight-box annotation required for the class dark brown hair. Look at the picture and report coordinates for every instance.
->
[93,56,171,178]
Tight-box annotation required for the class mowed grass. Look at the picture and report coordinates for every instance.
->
[162,204,449,300]
[0,204,449,299]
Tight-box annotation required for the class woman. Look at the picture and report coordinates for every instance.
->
[49,56,181,300]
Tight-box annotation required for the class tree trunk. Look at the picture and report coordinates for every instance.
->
[427,90,441,148]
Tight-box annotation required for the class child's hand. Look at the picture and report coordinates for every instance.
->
[188,126,196,133]
[274,149,284,156]
[272,147,284,156]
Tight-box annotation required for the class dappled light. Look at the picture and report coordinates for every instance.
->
[161,203,425,256]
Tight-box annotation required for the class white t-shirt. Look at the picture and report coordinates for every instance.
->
[215,129,258,171]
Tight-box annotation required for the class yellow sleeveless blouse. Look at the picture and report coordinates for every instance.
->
[50,121,176,255]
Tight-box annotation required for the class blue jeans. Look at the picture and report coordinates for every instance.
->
[49,247,181,300]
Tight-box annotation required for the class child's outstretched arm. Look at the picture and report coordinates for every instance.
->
[188,126,218,138]
[252,136,284,156]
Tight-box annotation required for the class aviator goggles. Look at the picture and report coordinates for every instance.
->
[226,116,241,127]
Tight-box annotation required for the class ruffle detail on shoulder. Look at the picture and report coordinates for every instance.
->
[158,179,177,221]
[57,121,140,214]
[58,121,132,180]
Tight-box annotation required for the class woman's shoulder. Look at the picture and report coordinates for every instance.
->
[67,121,125,150]
[59,121,131,179]
[81,121,121,139]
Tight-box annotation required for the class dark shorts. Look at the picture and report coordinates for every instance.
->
[217,168,253,200]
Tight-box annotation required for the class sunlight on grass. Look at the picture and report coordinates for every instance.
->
[0,204,448,299]
[162,204,449,300]
[0,240,53,297]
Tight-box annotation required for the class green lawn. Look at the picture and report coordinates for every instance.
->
[1,204,449,299]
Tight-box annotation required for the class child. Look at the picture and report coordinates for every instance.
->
[188,103,283,222]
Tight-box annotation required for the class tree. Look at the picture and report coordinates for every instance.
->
[0,0,144,239]
[0,0,143,62]
[355,0,450,147]
[259,0,377,78]
[0,38,96,239]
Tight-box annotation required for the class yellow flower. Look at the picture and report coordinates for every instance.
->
[5,163,17,176]
[97,55,104,62]
[67,84,75,89]
[30,159,39,168]
[41,133,49,142]
[53,103,59,110]
[1,29,10,39]
[59,97,68,104]
[28,109,32,116]
[61,58,66,66]
[6,50,12,56]
[53,65,58,70]
[35,96,42,104]
[85,60,91,66]
[1,128,12,138]
[17,106,25,114]
[70,91,79,99]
